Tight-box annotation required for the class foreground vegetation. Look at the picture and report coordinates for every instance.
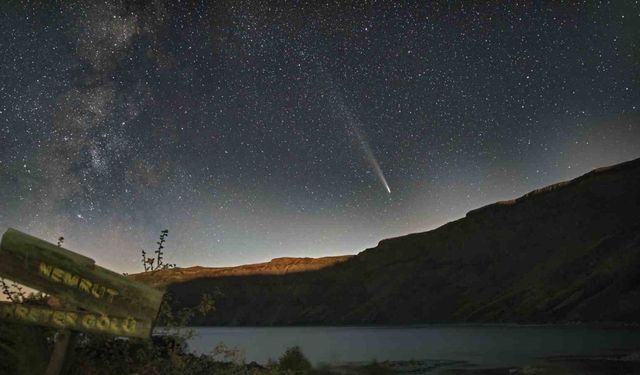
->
[0,320,395,375]
[4,322,639,375]
[0,230,391,375]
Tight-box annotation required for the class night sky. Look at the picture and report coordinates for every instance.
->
[1,1,638,272]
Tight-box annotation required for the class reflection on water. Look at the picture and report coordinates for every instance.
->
[185,325,640,369]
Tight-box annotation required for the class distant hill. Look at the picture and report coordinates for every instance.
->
[131,255,351,288]
[138,158,640,325]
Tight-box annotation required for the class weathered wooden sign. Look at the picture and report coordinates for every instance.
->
[0,228,164,338]
[0,301,153,338]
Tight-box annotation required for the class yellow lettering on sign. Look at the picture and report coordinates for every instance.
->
[109,317,120,332]
[15,305,28,320]
[122,318,137,334]
[91,284,105,299]
[50,267,65,282]
[78,278,92,294]
[65,312,78,326]
[105,288,119,303]
[39,308,53,322]
[27,307,40,322]
[62,272,80,288]
[36,263,122,303]
[52,311,66,327]
[39,262,54,277]
[0,304,145,337]
[81,314,96,329]
[96,315,110,331]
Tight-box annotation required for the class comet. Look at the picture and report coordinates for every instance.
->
[350,124,391,194]
[337,93,391,194]
[317,64,391,194]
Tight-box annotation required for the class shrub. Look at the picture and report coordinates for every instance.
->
[276,346,312,374]
[0,322,53,375]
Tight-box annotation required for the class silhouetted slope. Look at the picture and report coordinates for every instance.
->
[157,158,640,324]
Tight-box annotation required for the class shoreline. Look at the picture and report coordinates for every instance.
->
[179,325,640,372]
[309,350,640,375]
[176,322,640,329]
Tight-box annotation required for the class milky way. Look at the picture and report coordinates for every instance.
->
[0,2,639,272]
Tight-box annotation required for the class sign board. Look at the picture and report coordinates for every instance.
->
[0,228,164,337]
[0,302,154,338]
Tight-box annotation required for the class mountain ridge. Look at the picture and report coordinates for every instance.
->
[132,255,351,288]
[142,157,640,325]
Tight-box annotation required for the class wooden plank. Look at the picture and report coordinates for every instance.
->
[0,302,153,338]
[44,330,75,375]
[0,228,164,323]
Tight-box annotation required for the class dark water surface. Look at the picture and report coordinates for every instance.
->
[186,325,640,370]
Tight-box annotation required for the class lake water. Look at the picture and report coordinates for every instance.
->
[186,325,640,370]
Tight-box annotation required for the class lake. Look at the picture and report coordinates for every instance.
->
[186,325,640,371]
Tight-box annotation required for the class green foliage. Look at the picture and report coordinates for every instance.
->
[1,277,26,303]
[198,293,217,316]
[0,321,53,375]
[0,231,348,375]
[0,292,63,374]
[68,335,205,375]
[142,229,176,271]
[276,346,312,374]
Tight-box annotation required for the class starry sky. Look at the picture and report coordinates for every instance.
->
[0,1,639,272]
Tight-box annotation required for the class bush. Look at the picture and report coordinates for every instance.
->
[0,322,53,375]
[67,334,242,375]
[276,346,312,374]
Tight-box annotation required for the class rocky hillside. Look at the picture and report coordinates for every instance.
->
[149,157,640,325]
[132,255,351,288]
